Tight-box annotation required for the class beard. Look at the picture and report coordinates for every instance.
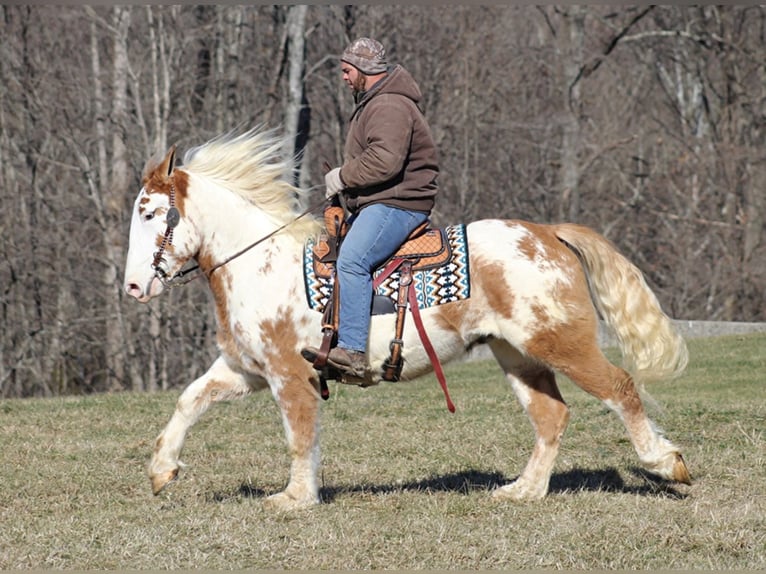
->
[351,73,367,95]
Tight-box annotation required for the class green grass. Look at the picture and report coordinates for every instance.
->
[0,334,764,569]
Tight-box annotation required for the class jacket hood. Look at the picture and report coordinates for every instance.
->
[356,65,422,107]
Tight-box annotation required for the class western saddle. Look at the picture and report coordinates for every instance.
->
[308,199,456,412]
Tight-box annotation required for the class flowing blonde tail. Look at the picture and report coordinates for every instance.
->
[554,223,688,383]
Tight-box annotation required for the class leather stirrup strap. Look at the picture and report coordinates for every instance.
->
[372,256,456,411]
[407,281,456,413]
[374,258,405,381]
[315,327,334,368]
[314,271,340,370]
[383,260,413,381]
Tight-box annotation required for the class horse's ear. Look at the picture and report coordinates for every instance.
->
[141,145,178,183]
[160,145,177,179]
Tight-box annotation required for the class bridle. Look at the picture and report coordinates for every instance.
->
[150,174,327,288]
[150,179,181,284]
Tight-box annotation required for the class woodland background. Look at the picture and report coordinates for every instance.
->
[1,5,764,397]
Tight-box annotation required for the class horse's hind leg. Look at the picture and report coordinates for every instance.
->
[543,339,691,485]
[489,340,570,501]
[149,355,257,495]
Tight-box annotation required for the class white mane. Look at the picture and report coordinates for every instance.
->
[181,127,321,239]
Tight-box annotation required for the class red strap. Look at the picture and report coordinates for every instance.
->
[407,283,456,413]
[372,256,456,412]
[373,257,405,289]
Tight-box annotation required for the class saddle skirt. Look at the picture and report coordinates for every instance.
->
[303,223,471,314]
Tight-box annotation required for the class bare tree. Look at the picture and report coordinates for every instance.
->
[280,5,309,186]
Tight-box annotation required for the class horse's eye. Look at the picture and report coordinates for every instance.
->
[144,210,155,222]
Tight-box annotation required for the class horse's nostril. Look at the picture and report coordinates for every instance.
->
[125,283,143,298]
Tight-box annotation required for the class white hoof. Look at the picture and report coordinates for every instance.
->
[491,478,548,502]
[149,467,179,495]
[263,491,320,511]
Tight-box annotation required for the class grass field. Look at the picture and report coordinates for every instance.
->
[1,334,764,569]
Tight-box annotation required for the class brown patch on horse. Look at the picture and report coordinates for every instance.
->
[525,306,634,402]
[525,305,596,363]
[259,307,319,455]
[519,364,569,440]
[141,145,189,214]
[516,225,544,261]
[430,299,477,340]
[510,222,597,352]
[471,255,515,320]
[531,302,551,325]
[257,243,280,275]
[516,221,579,271]
[200,264,240,361]
[258,306,313,381]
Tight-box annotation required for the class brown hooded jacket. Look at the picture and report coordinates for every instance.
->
[339,65,439,214]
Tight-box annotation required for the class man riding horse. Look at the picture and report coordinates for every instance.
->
[302,37,440,380]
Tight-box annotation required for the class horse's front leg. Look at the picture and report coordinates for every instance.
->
[149,355,256,495]
[262,362,323,511]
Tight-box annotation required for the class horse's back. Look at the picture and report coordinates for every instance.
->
[465,218,586,293]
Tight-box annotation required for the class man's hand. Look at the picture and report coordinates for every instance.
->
[325,167,344,199]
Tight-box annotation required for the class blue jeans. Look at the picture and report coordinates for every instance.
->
[336,203,429,353]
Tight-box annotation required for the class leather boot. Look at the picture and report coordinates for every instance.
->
[325,347,368,378]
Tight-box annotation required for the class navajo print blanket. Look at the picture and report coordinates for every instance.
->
[303,223,471,314]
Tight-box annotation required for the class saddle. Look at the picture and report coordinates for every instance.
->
[309,202,456,412]
[311,207,453,282]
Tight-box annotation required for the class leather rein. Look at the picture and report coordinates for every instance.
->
[150,175,327,288]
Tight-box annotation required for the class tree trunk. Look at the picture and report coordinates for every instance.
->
[283,5,309,186]
[557,6,585,222]
[107,7,142,391]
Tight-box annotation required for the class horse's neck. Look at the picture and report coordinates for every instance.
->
[190,177,280,262]
[188,176,305,300]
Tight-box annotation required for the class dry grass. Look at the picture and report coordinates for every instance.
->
[0,334,764,569]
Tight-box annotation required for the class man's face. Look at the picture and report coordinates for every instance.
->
[341,63,366,93]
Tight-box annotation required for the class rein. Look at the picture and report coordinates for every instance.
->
[151,176,327,288]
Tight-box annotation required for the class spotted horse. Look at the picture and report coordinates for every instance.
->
[123,127,691,511]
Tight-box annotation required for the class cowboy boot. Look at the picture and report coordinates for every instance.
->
[325,347,368,378]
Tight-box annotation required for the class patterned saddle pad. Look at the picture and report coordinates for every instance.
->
[303,223,471,314]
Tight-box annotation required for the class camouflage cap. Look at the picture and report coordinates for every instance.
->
[341,37,388,75]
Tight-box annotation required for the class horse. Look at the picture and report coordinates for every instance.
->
[123,127,691,510]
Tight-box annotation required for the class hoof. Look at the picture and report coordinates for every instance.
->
[263,491,319,512]
[644,451,692,485]
[150,467,179,495]
[491,478,547,502]
[672,453,692,485]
